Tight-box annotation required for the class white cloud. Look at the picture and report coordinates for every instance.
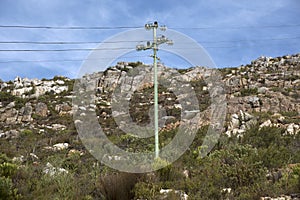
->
[0,0,299,80]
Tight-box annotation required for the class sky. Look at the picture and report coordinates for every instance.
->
[0,0,299,81]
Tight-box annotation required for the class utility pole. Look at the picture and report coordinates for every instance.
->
[136,21,173,158]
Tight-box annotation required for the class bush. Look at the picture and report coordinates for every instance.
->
[133,182,161,200]
[240,125,296,169]
[242,125,285,148]
[128,61,143,68]
[153,158,171,181]
[0,162,18,178]
[252,111,273,123]
[0,153,10,164]
[292,165,300,191]
[0,176,20,200]
[20,129,33,137]
[30,172,78,199]
[280,111,299,117]
[0,153,20,199]
[0,91,26,109]
[240,88,258,96]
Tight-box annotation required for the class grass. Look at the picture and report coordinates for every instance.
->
[240,88,258,96]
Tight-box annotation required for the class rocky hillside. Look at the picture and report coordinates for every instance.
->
[0,54,299,138]
[0,53,299,199]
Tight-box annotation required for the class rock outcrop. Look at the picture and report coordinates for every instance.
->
[0,54,299,139]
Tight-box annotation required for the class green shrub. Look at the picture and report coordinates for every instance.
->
[0,91,26,109]
[14,98,26,110]
[0,153,10,164]
[31,172,78,199]
[280,111,298,117]
[133,182,161,200]
[259,145,291,169]
[292,165,300,191]
[0,176,20,200]
[0,162,18,178]
[241,125,285,148]
[242,126,294,166]
[128,61,143,68]
[53,76,66,81]
[240,88,258,96]
[153,158,172,181]
[20,129,33,137]
[252,111,273,123]
[0,91,14,106]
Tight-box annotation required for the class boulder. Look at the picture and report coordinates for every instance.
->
[285,123,300,135]
[43,162,68,176]
[226,111,256,137]
[240,110,254,121]
[248,96,261,108]
[258,87,268,94]
[13,76,23,88]
[6,102,15,109]
[29,153,39,160]
[159,189,188,200]
[0,130,20,139]
[230,114,240,129]
[20,103,33,122]
[51,124,67,131]
[260,119,272,128]
[55,103,71,115]
[53,143,69,151]
[5,109,18,124]
[35,102,48,117]
[11,87,33,97]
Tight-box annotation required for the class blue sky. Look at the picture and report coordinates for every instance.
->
[0,0,299,81]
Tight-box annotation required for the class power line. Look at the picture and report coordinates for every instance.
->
[0,41,297,52]
[170,24,300,29]
[0,24,300,30]
[0,55,149,63]
[0,40,146,45]
[0,36,299,45]
[0,35,298,52]
[0,25,142,29]
[199,36,300,43]
[0,47,134,52]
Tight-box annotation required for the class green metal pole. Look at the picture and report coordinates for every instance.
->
[153,25,159,158]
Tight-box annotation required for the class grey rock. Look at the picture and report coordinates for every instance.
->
[20,103,33,122]
[5,109,19,124]
[230,114,240,129]
[0,129,19,139]
[55,103,71,115]
[240,110,254,121]
[51,124,67,131]
[248,96,261,108]
[35,102,48,117]
[6,102,15,109]
[258,87,268,94]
